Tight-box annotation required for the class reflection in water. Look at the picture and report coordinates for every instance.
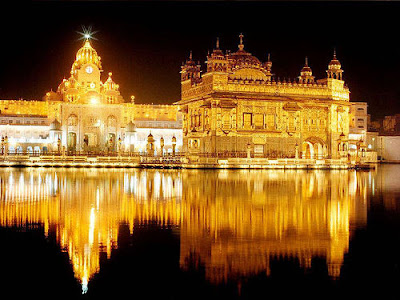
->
[0,168,372,293]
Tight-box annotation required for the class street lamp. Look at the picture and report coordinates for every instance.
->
[4,135,8,157]
[57,137,61,155]
[160,136,164,157]
[118,136,122,155]
[172,136,176,156]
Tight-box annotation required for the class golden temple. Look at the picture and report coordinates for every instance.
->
[178,35,351,159]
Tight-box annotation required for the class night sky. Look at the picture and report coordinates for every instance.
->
[0,1,399,120]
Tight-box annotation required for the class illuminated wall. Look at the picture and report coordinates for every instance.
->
[0,39,183,153]
[178,36,352,158]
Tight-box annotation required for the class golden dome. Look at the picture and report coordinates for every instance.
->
[72,40,102,73]
[301,57,313,75]
[328,50,341,70]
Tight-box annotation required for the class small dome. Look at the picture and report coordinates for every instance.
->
[147,132,155,143]
[328,51,342,70]
[49,119,62,131]
[125,121,136,133]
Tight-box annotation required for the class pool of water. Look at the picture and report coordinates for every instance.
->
[1,165,400,299]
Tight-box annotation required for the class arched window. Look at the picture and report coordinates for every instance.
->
[107,115,117,127]
[68,114,78,126]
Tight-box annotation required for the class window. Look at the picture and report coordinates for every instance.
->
[357,118,364,122]
[357,108,364,111]
[68,115,78,126]
[358,125,364,129]
[243,113,252,128]
[254,114,264,128]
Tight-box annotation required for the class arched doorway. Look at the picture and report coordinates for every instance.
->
[302,137,326,159]
[302,141,314,159]
[68,132,77,152]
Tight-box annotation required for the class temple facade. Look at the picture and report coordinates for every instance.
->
[0,39,182,155]
[178,35,351,159]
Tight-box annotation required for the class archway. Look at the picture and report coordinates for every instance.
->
[303,137,326,159]
[315,143,323,159]
[68,132,77,152]
[302,141,314,159]
[33,146,40,155]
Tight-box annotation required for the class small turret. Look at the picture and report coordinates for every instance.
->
[327,49,343,80]
[298,57,315,84]
[206,37,228,72]
[180,51,202,83]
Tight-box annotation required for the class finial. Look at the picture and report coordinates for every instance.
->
[216,37,220,49]
[267,53,271,62]
[189,51,192,60]
[305,56,308,66]
[238,33,244,50]
[333,48,337,59]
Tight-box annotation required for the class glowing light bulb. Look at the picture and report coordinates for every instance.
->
[90,97,99,105]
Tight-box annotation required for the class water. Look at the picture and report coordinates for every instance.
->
[1,166,400,299]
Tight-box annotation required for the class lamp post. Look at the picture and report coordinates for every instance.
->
[118,136,122,156]
[57,137,61,155]
[172,136,176,156]
[1,136,4,156]
[247,142,251,159]
[4,136,8,158]
[160,136,164,157]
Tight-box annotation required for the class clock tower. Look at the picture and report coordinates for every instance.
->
[51,39,123,105]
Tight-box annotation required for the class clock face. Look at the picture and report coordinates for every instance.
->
[85,66,93,74]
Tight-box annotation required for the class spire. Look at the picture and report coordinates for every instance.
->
[327,48,343,80]
[299,57,314,84]
[238,33,244,51]
[264,53,272,81]
[189,50,193,60]
[216,37,220,49]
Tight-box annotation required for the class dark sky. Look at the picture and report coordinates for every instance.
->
[0,1,398,120]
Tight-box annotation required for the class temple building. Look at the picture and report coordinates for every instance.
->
[178,35,352,159]
[0,38,182,155]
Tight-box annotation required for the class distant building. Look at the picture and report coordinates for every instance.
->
[383,114,400,133]
[0,39,182,155]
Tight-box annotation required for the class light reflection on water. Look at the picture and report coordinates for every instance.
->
[1,166,397,295]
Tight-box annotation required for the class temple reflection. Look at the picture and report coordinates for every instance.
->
[0,168,370,292]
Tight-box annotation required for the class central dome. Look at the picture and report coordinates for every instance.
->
[72,40,102,73]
